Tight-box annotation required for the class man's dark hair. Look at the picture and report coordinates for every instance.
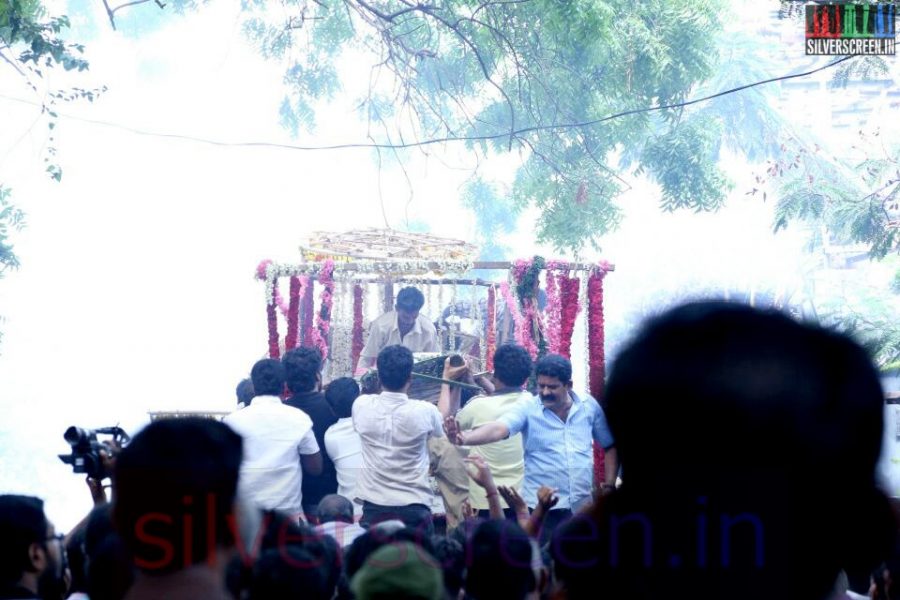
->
[493,344,532,388]
[325,377,360,419]
[283,347,323,394]
[376,345,414,391]
[465,520,535,600]
[584,301,895,600]
[431,536,465,598]
[84,504,134,600]
[534,353,572,384]
[0,495,47,589]
[395,287,425,313]
[250,359,285,397]
[316,494,354,525]
[236,378,255,405]
[113,418,243,574]
[250,547,331,600]
[359,371,382,395]
[228,511,339,600]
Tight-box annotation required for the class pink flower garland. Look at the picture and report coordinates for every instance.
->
[545,271,561,354]
[558,274,581,359]
[486,285,497,371]
[510,257,547,357]
[284,276,304,350]
[588,265,609,485]
[308,260,335,360]
[256,259,289,316]
[500,282,537,357]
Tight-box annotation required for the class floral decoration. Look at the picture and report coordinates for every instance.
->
[500,281,536,358]
[587,263,610,485]
[352,283,365,370]
[486,285,497,371]
[284,276,303,350]
[558,274,581,359]
[308,259,335,360]
[511,256,546,359]
[545,271,561,355]
[267,299,280,359]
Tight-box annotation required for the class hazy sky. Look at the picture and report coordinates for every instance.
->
[0,1,897,529]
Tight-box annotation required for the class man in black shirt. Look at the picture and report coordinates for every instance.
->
[0,495,67,600]
[283,346,339,522]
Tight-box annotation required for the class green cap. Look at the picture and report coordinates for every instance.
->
[350,541,444,600]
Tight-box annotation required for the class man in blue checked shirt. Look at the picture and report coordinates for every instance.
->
[447,353,619,539]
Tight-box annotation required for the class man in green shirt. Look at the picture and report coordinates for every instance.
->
[439,344,531,517]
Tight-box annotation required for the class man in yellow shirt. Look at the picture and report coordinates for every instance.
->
[439,344,531,517]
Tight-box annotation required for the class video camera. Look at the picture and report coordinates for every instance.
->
[58,426,130,480]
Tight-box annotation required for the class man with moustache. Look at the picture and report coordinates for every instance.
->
[446,353,619,539]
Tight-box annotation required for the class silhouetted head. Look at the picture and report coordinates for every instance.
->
[235,378,255,406]
[250,359,285,397]
[377,345,414,392]
[316,494,354,525]
[113,418,242,575]
[283,346,323,394]
[325,377,360,419]
[562,301,894,600]
[493,344,533,389]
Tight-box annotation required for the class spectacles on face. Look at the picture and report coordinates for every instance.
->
[44,533,68,576]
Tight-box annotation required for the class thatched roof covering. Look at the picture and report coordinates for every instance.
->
[300,228,478,262]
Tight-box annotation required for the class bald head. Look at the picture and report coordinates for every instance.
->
[316,494,354,525]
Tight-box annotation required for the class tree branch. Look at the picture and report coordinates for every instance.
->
[102,0,158,31]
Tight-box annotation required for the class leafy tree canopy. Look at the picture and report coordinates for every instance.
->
[175,0,728,254]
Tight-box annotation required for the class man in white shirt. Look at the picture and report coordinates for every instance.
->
[223,359,322,521]
[323,377,363,516]
[355,287,438,375]
[353,345,444,535]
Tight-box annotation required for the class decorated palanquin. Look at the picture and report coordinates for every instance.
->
[255,228,615,483]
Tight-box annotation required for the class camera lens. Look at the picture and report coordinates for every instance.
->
[64,426,85,445]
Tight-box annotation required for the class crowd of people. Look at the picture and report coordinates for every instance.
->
[2,296,899,600]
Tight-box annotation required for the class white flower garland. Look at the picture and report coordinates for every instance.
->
[579,269,591,391]
[474,284,486,369]
[326,277,353,380]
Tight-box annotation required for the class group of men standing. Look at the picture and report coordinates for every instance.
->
[226,286,618,540]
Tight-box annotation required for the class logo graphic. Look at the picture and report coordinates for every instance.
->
[805,3,896,55]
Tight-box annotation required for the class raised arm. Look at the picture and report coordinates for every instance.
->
[465,455,503,520]
[458,421,510,446]
[437,357,470,419]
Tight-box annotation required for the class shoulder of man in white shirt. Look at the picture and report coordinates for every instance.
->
[226,397,314,426]
[371,310,398,329]
[415,312,437,332]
